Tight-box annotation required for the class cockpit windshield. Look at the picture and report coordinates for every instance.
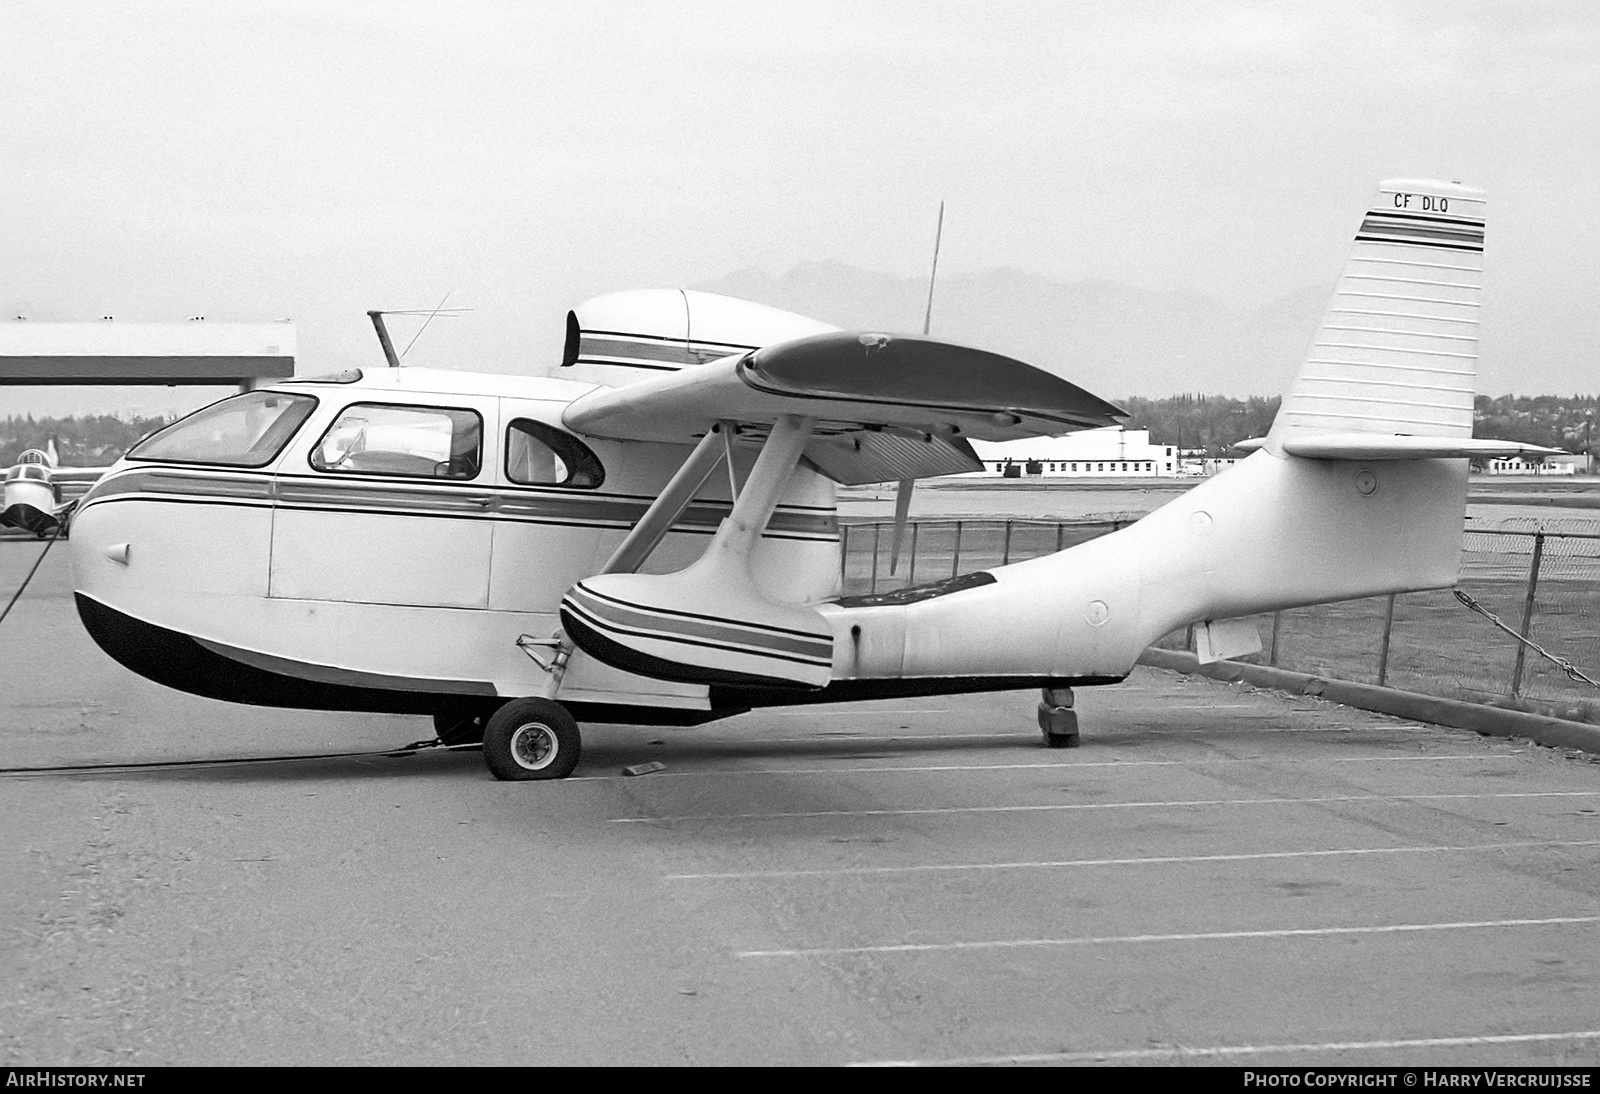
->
[128,391,318,468]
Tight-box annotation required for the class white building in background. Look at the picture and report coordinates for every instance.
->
[1481,453,1580,476]
[970,427,1177,478]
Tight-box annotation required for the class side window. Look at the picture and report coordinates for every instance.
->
[505,418,604,489]
[310,403,482,480]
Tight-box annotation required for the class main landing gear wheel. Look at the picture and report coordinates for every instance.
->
[483,697,582,781]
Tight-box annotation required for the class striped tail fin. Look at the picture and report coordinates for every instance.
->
[1266,179,1485,453]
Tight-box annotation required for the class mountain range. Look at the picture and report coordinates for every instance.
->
[692,262,1332,400]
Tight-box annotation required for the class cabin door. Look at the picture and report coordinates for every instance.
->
[268,398,496,608]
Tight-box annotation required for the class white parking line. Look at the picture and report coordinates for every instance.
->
[739,733,1027,745]
[738,914,1600,959]
[755,709,970,717]
[1149,704,1264,709]
[850,1029,1600,1067]
[664,838,1600,881]
[612,789,1600,823]
[573,753,1521,782]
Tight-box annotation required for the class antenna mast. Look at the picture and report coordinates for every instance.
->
[367,310,401,368]
[366,297,468,369]
[922,200,945,336]
[892,201,946,577]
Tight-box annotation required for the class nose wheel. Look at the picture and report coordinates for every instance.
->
[483,697,583,781]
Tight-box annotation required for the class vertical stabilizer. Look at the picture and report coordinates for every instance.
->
[1268,179,1484,448]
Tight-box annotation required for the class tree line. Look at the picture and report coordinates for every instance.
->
[1,414,171,467]
[1118,394,1600,456]
[4,393,1598,467]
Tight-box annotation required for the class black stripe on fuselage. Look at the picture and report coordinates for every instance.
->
[561,602,822,690]
[573,583,834,643]
[74,493,834,543]
[74,592,737,725]
[77,468,838,539]
[561,597,833,670]
[711,672,1128,708]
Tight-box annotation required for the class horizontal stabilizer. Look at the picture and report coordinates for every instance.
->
[1240,432,1563,461]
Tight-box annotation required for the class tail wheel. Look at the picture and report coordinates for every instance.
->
[483,698,582,781]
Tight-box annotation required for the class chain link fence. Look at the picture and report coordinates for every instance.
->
[839,518,1132,596]
[839,515,1600,725]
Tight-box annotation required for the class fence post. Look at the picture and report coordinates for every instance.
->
[1268,611,1281,666]
[906,521,920,586]
[1376,593,1396,688]
[1509,530,1545,697]
[1056,521,1065,554]
[869,523,882,594]
[951,520,963,578]
[1002,520,1013,565]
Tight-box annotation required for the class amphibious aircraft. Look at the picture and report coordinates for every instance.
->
[66,179,1553,780]
[2,439,108,537]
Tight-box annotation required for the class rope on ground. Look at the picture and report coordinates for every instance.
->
[0,516,67,628]
[0,737,478,777]
[1454,588,1600,690]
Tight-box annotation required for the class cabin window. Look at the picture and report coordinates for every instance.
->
[128,390,318,468]
[310,403,483,479]
[505,418,605,488]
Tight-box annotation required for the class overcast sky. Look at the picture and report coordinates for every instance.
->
[3,0,1596,416]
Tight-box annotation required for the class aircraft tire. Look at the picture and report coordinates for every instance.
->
[483,698,582,781]
[1038,701,1080,748]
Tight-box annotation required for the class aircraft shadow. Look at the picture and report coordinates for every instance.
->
[9,730,1053,785]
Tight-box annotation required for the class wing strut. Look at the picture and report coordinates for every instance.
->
[706,414,815,563]
[561,414,833,689]
[599,427,727,576]
[721,420,744,501]
[889,478,914,575]
[524,428,730,700]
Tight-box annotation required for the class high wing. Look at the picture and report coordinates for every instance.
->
[562,330,1125,485]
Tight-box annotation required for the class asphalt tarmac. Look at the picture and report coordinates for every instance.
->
[2,540,1599,1066]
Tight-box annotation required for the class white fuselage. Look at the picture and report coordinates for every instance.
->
[68,370,839,720]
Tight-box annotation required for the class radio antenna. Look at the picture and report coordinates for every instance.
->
[893,201,945,576]
[400,290,454,360]
[366,297,471,368]
[922,200,944,336]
